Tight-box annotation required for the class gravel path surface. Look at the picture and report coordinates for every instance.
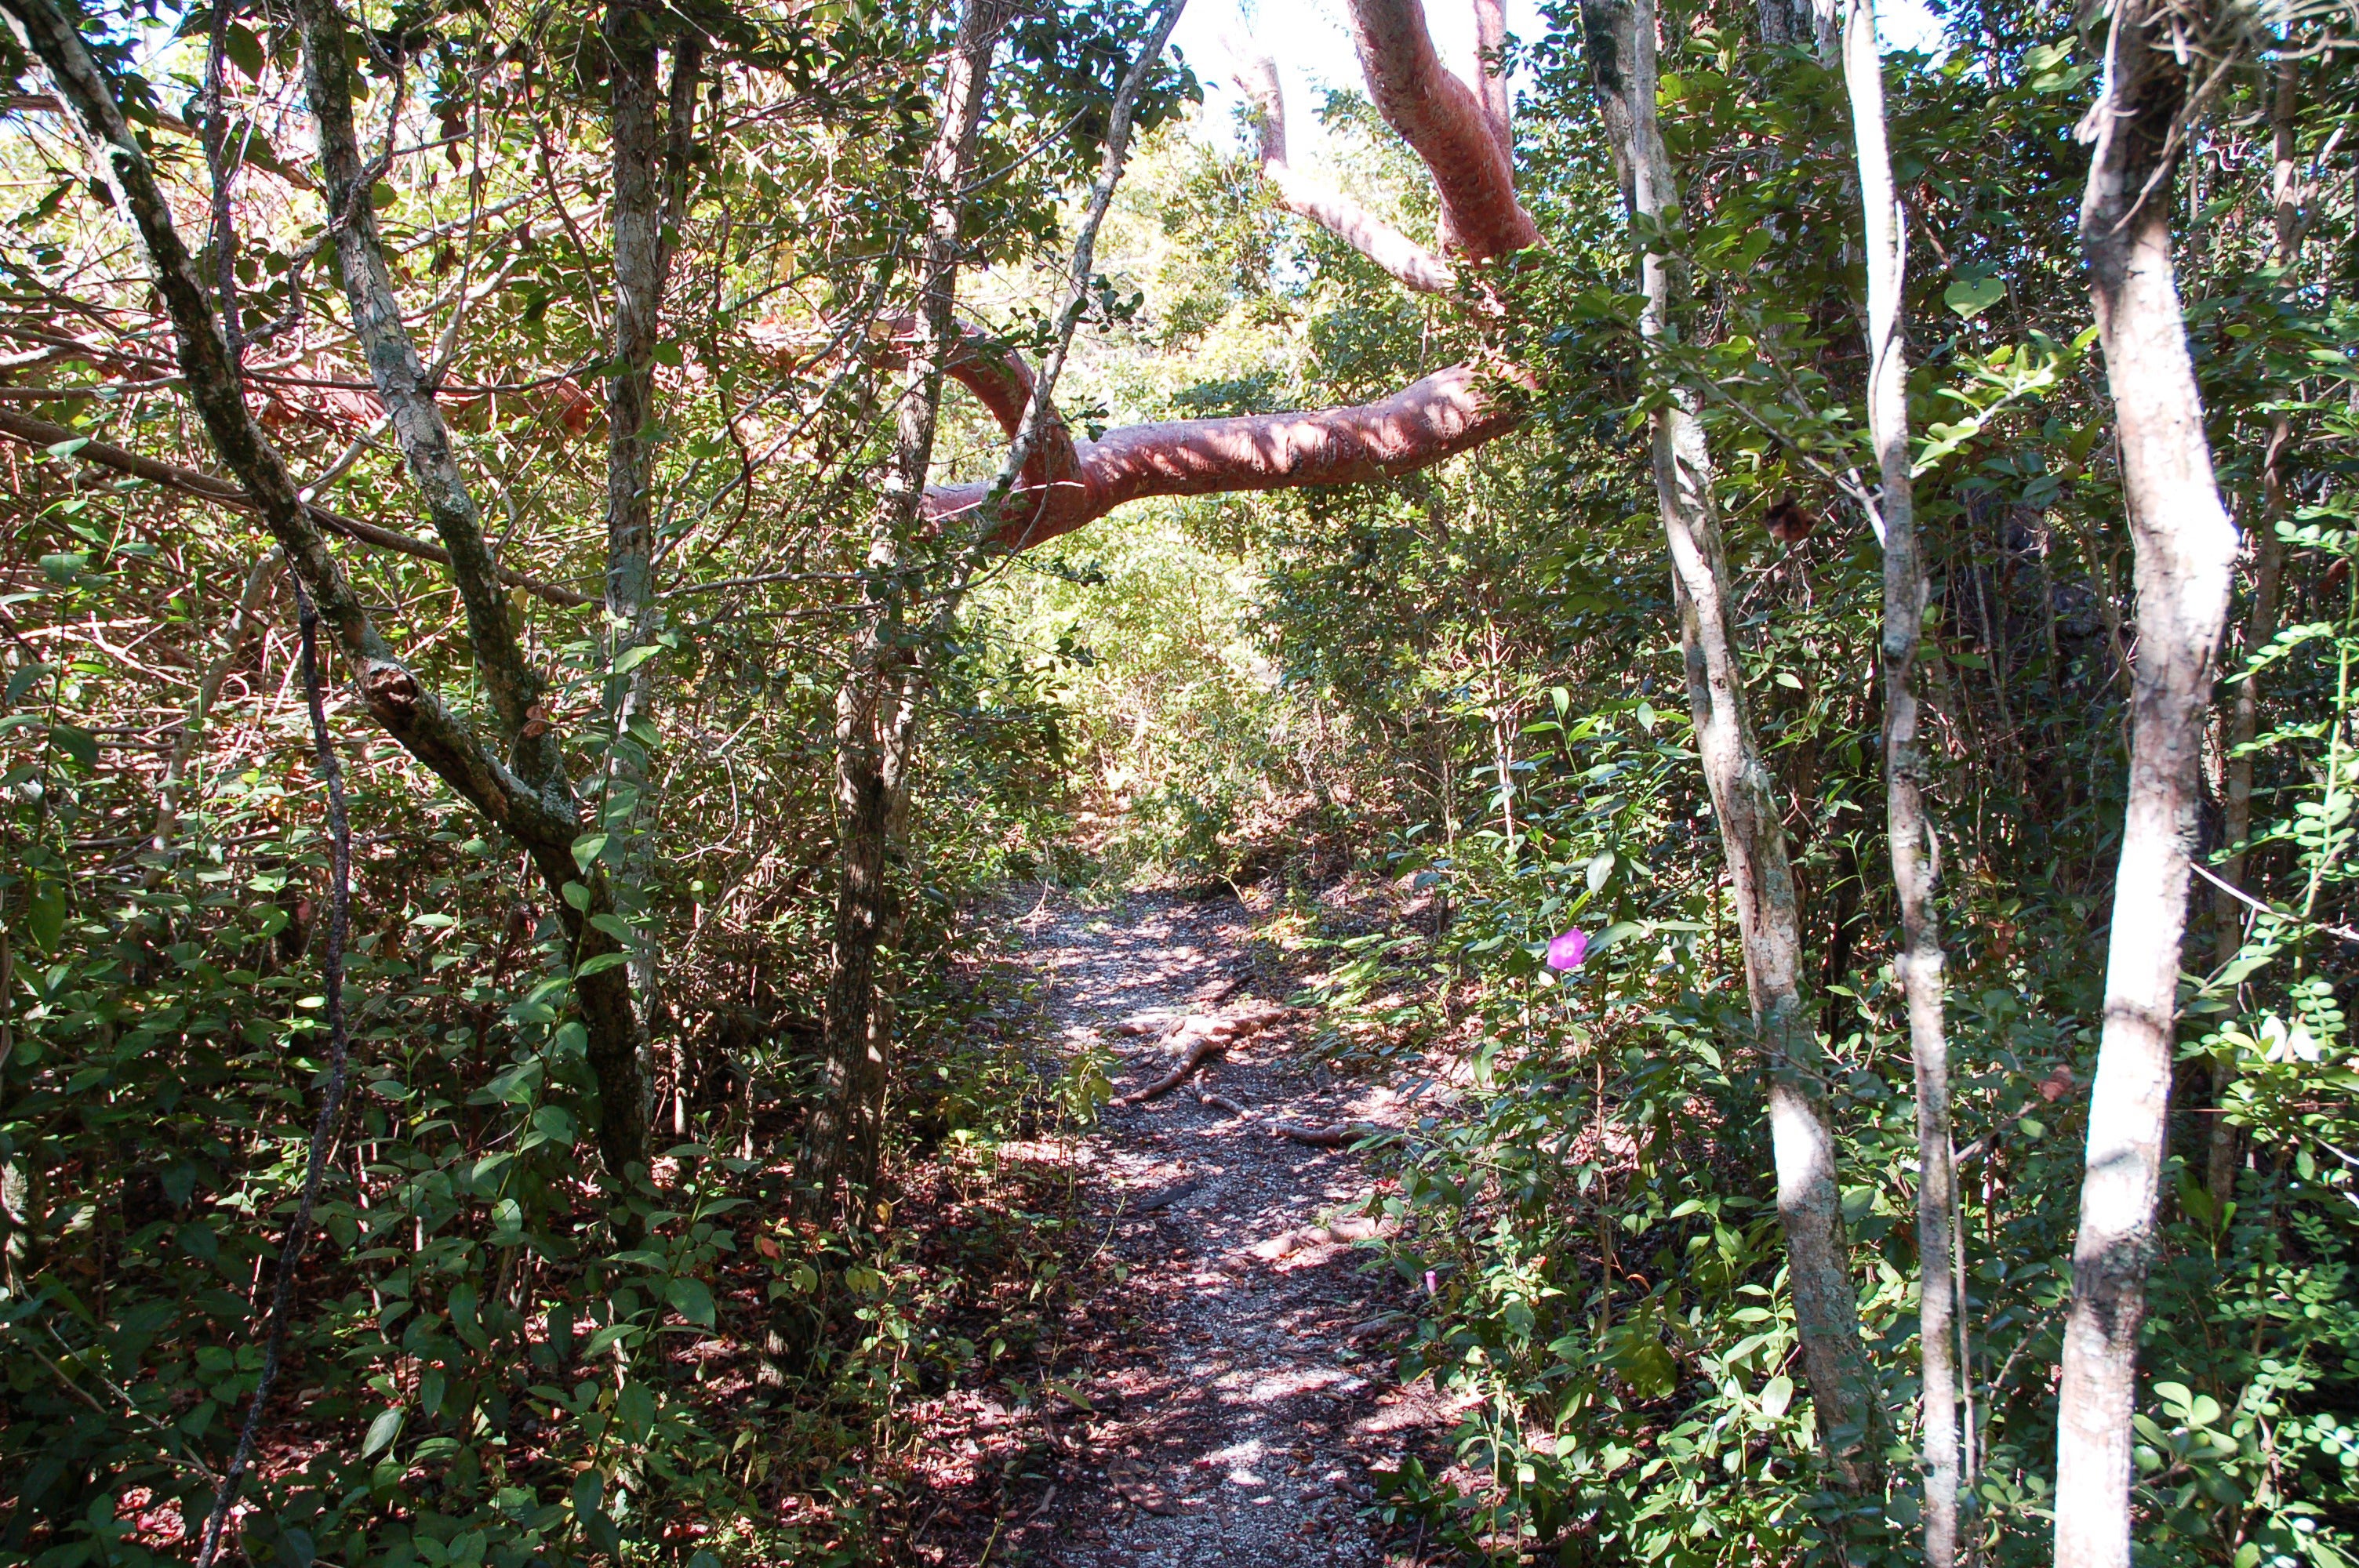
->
[1003,888,1449,1568]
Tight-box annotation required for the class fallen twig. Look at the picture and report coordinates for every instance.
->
[1270,1120,1376,1149]
[1114,1002,1289,1105]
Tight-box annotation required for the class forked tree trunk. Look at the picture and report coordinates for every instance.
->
[1821,0,1959,1550]
[2208,56,2300,1203]
[2055,5,2243,1565]
[806,0,1187,1211]
[293,0,657,1189]
[1579,0,1885,1493]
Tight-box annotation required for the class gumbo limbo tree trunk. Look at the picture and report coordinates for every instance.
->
[1819,0,1960,1547]
[9,0,706,1197]
[1579,0,1885,1492]
[2055,3,2242,1565]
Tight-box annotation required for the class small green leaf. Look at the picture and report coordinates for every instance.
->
[561,880,591,911]
[589,913,635,942]
[224,21,266,80]
[23,881,65,949]
[616,1381,655,1441]
[49,724,98,770]
[1761,1374,1794,1419]
[5,662,56,705]
[40,552,88,585]
[574,951,629,977]
[571,833,609,872]
[362,1404,405,1458]
[665,1276,715,1327]
[1945,275,2006,319]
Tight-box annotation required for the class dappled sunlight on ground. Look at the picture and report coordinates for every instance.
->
[930,888,1452,1567]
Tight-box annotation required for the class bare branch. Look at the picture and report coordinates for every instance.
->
[1233,54,1456,293]
[8,0,576,847]
[0,407,593,606]
[292,0,558,779]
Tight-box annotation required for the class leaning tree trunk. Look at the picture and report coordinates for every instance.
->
[801,0,1002,1217]
[2055,5,2243,1566]
[1579,0,1885,1493]
[2208,55,2300,1203]
[1821,0,1959,1549]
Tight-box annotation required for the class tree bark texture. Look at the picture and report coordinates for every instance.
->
[600,3,703,1110]
[293,0,652,1187]
[2056,6,2243,1565]
[1822,0,1959,1548]
[801,0,1002,1216]
[1580,0,1885,1493]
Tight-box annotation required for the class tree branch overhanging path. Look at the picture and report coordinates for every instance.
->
[921,0,1539,553]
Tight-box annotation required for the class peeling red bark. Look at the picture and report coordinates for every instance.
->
[1343,0,1538,261]
[925,362,1523,549]
[1234,55,1456,294]
[903,0,1539,548]
[1473,0,1512,152]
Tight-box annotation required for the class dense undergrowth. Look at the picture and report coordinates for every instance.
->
[983,13,2359,1565]
[3,0,2357,1560]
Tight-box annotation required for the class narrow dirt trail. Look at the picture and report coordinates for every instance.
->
[1003,888,1449,1568]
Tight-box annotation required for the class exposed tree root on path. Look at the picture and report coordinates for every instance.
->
[1269,1120,1379,1149]
[1115,1003,1292,1104]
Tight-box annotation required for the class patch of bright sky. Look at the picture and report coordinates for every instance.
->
[1168,0,1948,158]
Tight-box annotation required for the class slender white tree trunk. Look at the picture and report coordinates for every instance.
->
[1580,0,1885,1491]
[2056,5,2242,1563]
[1819,0,1960,1552]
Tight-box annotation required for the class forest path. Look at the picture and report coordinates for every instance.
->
[1001,887,1445,1568]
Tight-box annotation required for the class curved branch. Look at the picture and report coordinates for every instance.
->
[0,407,592,606]
[1473,0,1512,152]
[926,361,1524,549]
[1343,0,1538,261]
[1233,55,1455,294]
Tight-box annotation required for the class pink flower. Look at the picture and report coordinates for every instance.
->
[1546,928,1589,971]
[1424,1269,1438,1298]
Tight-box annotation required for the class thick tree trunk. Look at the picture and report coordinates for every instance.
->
[2208,56,2299,1203]
[2055,7,2242,1565]
[1823,0,1959,1549]
[1579,0,1884,1493]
